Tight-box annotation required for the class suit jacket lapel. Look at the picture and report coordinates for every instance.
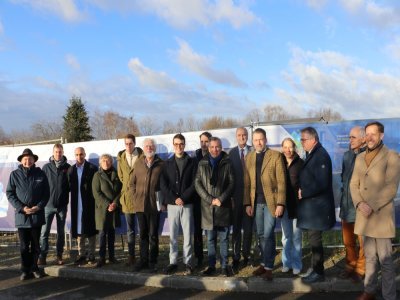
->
[261,149,272,174]
[366,146,388,171]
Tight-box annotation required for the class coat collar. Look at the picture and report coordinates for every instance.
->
[365,144,388,171]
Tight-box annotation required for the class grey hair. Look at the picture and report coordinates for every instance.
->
[300,127,319,142]
[99,153,114,164]
[142,138,156,148]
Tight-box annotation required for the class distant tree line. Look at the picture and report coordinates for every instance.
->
[0,97,343,145]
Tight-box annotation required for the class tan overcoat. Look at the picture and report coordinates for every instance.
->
[350,145,400,238]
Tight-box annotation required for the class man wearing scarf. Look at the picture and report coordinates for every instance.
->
[350,121,400,300]
[195,137,234,277]
[38,143,70,266]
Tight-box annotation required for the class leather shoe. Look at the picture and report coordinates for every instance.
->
[260,269,273,281]
[32,270,43,279]
[301,271,325,283]
[356,292,375,300]
[202,266,216,276]
[350,272,364,283]
[164,264,178,274]
[252,265,266,276]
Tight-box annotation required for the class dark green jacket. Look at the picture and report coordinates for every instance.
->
[92,167,122,230]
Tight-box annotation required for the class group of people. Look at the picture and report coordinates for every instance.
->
[6,121,399,300]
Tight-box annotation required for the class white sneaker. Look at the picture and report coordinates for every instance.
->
[293,268,301,275]
[281,266,290,273]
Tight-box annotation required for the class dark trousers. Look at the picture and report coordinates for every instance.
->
[232,204,254,261]
[18,227,41,273]
[308,230,324,275]
[98,228,115,259]
[193,201,203,261]
[137,212,159,264]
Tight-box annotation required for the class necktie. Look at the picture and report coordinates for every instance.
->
[241,148,245,166]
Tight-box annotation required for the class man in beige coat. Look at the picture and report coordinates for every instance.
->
[243,128,286,281]
[117,134,143,267]
[350,121,400,300]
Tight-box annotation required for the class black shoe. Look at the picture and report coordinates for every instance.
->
[96,258,106,268]
[222,267,231,277]
[164,264,178,275]
[149,262,158,273]
[202,266,216,276]
[108,257,119,264]
[184,264,193,276]
[32,270,43,279]
[241,258,249,269]
[232,260,240,273]
[20,272,30,281]
[134,260,149,272]
[301,271,325,283]
[196,258,203,268]
[88,256,96,265]
[74,256,87,266]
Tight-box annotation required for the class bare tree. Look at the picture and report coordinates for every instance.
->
[307,107,343,122]
[91,110,140,140]
[162,120,177,134]
[243,108,263,125]
[201,116,239,130]
[184,116,200,132]
[140,116,159,136]
[0,127,11,145]
[31,120,63,141]
[263,105,294,122]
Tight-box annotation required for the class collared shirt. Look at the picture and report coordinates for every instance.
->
[238,145,250,156]
[76,162,85,234]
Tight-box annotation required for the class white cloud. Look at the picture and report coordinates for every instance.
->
[128,58,179,91]
[277,46,400,119]
[304,0,329,10]
[339,0,400,29]
[88,0,259,29]
[385,37,400,62]
[65,54,81,71]
[174,39,247,87]
[10,0,86,22]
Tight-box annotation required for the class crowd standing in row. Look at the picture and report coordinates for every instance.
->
[6,121,400,300]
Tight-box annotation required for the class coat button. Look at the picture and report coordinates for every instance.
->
[364,188,367,190]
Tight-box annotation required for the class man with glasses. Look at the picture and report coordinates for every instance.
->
[161,134,197,275]
[339,126,366,282]
[297,127,335,283]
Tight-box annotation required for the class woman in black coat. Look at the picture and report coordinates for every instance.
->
[280,138,304,275]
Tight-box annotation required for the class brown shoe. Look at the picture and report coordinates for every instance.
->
[125,255,135,267]
[252,265,266,276]
[56,255,64,265]
[350,272,364,283]
[356,292,375,300]
[37,257,47,266]
[260,269,273,281]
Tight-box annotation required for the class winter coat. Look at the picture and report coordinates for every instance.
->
[339,147,366,223]
[92,167,122,230]
[68,161,97,238]
[194,152,234,230]
[243,148,287,216]
[297,143,336,231]
[130,155,164,213]
[350,145,400,238]
[160,153,197,206]
[41,156,71,209]
[117,147,143,214]
[6,165,50,228]
[285,153,304,219]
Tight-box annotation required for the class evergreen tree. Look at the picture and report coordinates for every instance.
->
[63,96,93,142]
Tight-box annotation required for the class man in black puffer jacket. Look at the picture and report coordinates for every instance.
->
[38,143,70,266]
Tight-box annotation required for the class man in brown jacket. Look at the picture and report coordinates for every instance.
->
[130,138,164,272]
[117,134,143,267]
[350,121,400,300]
[243,128,286,281]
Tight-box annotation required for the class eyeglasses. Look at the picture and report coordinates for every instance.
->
[173,143,185,147]
[300,138,311,142]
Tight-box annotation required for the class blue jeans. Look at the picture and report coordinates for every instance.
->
[124,213,136,256]
[280,211,302,270]
[255,203,276,269]
[205,226,229,269]
[40,206,67,258]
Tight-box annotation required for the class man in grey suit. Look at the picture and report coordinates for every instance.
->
[228,127,254,272]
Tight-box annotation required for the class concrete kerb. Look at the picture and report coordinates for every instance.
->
[44,265,366,293]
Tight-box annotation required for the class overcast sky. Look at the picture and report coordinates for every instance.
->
[1,0,399,132]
